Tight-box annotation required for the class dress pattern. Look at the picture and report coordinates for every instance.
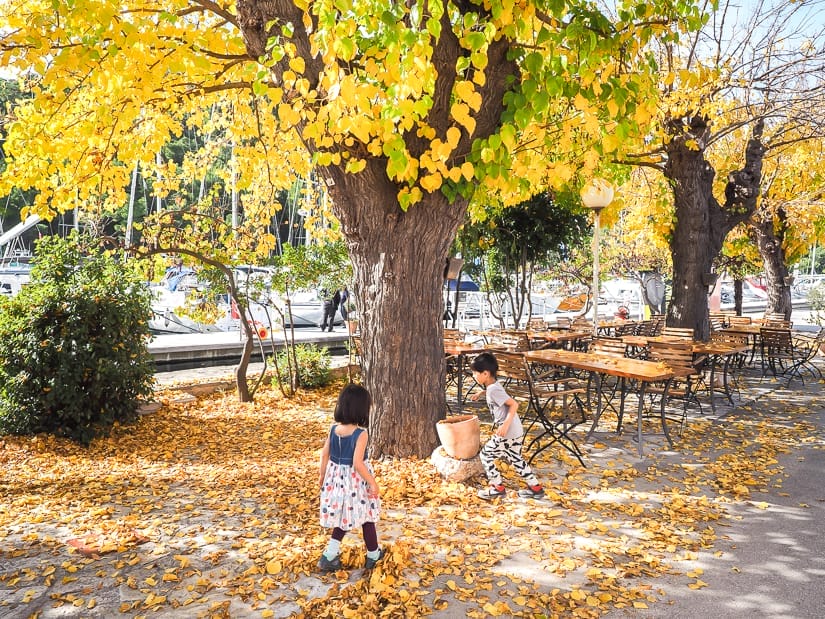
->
[320,426,381,530]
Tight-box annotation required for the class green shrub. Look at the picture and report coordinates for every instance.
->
[0,234,155,444]
[273,344,332,389]
[809,282,825,326]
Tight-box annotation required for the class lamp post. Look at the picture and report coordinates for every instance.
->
[581,179,615,337]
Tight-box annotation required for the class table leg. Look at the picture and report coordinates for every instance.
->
[456,353,465,414]
[585,371,603,441]
[636,382,646,458]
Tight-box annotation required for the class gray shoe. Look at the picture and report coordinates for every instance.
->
[317,554,341,572]
[478,485,506,500]
[517,485,545,499]
[365,548,385,569]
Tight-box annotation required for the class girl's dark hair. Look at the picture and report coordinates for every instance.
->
[334,383,372,427]
[470,351,498,377]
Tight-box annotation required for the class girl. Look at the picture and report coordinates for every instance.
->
[318,383,383,571]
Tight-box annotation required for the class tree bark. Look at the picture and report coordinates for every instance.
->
[751,210,793,319]
[330,163,467,457]
[663,116,764,340]
[236,0,518,457]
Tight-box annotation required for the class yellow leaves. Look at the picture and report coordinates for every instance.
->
[265,559,282,574]
[482,600,512,616]
[450,102,476,135]
[143,592,166,608]
[420,172,443,193]
[454,80,482,112]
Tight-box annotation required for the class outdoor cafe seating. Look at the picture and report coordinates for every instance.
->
[494,352,587,466]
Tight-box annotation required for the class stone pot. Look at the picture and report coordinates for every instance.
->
[436,414,480,460]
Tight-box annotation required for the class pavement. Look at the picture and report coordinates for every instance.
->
[1,339,823,618]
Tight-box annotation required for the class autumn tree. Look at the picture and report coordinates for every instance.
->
[747,137,825,318]
[617,0,825,339]
[1,1,708,458]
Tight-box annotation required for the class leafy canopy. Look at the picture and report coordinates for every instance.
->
[1,1,711,219]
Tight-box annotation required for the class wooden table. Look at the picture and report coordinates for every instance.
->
[524,349,682,457]
[527,329,591,349]
[620,336,751,412]
[444,343,486,415]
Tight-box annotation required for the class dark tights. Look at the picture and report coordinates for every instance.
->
[332,523,378,552]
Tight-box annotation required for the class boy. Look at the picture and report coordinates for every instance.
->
[470,352,545,500]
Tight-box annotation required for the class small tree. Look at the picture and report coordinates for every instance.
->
[458,192,589,328]
[0,234,154,444]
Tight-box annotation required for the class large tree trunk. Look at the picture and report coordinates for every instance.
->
[236,0,517,457]
[751,209,793,319]
[663,117,764,340]
[329,163,466,458]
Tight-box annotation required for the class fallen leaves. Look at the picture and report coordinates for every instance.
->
[0,377,820,617]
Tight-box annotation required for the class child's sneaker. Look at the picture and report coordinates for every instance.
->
[517,485,545,499]
[478,485,506,500]
[364,548,385,569]
[317,554,342,572]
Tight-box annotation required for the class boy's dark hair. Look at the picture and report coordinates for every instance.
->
[470,351,498,377]
[334,383,372,427]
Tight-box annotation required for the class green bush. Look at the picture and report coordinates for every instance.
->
[809,282,825,326]
[0,234,155,444]
[273,344,332,389]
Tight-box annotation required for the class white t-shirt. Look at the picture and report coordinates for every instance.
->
[485,381,524,440]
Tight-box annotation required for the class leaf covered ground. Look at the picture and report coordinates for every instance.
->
[1,372,823,618]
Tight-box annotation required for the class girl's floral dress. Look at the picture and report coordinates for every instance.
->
[320,425,381,530]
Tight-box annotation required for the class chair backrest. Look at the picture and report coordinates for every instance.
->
[555,317,572,329]
[727,315,752,326]
[487,331,530,352]
[615,322,638,336]
[764,312,788,323]
[444,329,463,345]
[709,312,729,328]
[526,317,546,330]
[763,319,792,329]
[635,320,656,336]
[647,340,696,371]
[590,337,627,358]
[493,352,530,383]
[710,330,748,346]
[650,315,666,335]
[709,317,726,332]
[571,316,592,330]
[760,327,793,348]
[661,326,695,340]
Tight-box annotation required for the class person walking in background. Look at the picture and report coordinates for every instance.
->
[320,288,341,331]
[470,352,545,500]
[317,384,384,571]
[340,287,350,322]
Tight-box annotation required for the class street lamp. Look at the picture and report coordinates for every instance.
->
[581,179,615,337]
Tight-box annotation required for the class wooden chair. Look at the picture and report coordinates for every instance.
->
[643,341,704,436]
[526,317,547,330]
[709,313,729,329]
[661,326,695,340]
[727,315,752,326]
[790,328,825,380]
[444,328,464,345]
[636,320,658,337]
[760,327,804,384]
[709,316,726,332]
[495,352,587,466]
[554,317,572,329]
[587,338,628,413]
[486,331,530,352]
[614,321,638,336]
[650,315,666,335]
